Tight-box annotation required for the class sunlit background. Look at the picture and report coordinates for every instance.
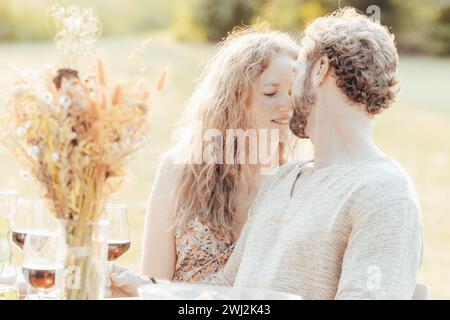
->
[0,0,449,299]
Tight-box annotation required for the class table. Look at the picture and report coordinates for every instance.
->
[2,266,302,300]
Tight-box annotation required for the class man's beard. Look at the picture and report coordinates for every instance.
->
[289,76,317,139]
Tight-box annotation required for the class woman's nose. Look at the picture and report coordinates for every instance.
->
[278,95,293,111]
[277,105,293,120]
[278,103,292,112]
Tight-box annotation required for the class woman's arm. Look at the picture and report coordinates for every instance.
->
[140,153,180,280]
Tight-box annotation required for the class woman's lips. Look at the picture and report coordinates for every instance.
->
[271,118,290,125]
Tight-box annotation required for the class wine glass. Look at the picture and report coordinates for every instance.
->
[10,199,50,250]
[0,230,20,300]
[22,229,65,299]
[105,204,130,262]
[0,189,18,239]
[0,254,20,300]
[0,189,19,300]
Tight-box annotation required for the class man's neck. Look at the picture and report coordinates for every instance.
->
[311,101,384,171]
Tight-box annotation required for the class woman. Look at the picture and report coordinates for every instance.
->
[108,25,300,295]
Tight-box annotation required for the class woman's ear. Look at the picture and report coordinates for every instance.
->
[311,56,330,88]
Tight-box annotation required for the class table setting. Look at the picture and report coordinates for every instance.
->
[0,193,134,300]
[1,189,301,300]
[1,190,301,301]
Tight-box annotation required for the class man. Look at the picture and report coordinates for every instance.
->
[108,7,423,299]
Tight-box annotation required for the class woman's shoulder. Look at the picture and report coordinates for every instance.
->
[150,150,186,199]
[156,149,185,177]
[159,149,181,167]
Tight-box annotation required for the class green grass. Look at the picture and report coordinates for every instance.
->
[0,36,449,298]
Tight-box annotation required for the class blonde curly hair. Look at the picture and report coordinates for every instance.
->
[301,7,400,114]
[170,24,300,237]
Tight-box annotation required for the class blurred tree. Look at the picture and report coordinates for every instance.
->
[253,0,440,54]
[323,0,406,28]
[430,4,450,55]
[172,0,207,41]
[0,4,12,41]
[0,0,173,41]
[256,0,327,31]
[0,0,50,41]
[254,0,409,39]
[0,0,448,56]
[324,0,410,48]
[192,0,256,41]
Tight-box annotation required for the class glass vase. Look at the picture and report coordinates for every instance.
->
[59,219,108,300]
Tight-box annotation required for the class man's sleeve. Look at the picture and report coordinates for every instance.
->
[335,198,423,299]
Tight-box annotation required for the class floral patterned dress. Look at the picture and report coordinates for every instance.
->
[173,218,235,283]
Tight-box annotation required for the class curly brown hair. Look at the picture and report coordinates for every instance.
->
[302,7,401,114]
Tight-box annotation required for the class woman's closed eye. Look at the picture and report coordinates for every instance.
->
[264,92,276,97]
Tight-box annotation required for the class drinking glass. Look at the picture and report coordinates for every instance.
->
[10,199,48,250]
[0,189,19,300]
[105,204,130,262]
[22,229,65,299]
[0,235,20,300]
[0,189,18,241]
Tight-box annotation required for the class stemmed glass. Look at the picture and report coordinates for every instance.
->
[105,204,130,262]
[0,189,19,300]
[22,228,65,299]
[0,189,18,247]
[0,189,18,220]
[0,263,20,300]
[13,199,62,299]
[10,199,48,251]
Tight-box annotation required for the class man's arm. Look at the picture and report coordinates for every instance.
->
[336,198,423,299]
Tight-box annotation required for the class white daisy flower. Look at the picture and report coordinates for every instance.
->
[41,92,53,104]
[27,146,40,156]
[16,127,26,136]
[51,152,60,162]
[59,95,71,109]
[19,170,31,180]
